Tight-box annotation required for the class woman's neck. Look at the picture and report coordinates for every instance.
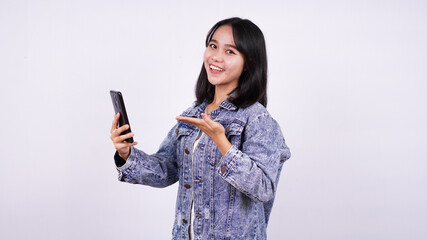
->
[207,86,231,113]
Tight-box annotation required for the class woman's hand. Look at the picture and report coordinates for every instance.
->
[110,113,138,160]
[176,113,232,156]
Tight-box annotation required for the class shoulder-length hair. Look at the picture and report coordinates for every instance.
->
[195,17,268,108]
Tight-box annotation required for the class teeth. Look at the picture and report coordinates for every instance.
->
[210,65,224,71]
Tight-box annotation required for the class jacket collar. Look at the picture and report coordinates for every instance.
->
[204,94,238,112]
[182,94,238,118]
[218,100,237,111]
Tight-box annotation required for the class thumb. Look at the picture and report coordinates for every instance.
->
[201,113,216,127]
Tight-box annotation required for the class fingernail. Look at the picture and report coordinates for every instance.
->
[201,113,206,118]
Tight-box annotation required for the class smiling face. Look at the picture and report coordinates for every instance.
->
[203,25,245,93]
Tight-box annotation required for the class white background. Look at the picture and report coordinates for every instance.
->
[1,0,426,239]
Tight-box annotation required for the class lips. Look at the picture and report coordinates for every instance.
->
[209,64,224,72]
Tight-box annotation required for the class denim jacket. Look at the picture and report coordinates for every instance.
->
[115,99,291,240]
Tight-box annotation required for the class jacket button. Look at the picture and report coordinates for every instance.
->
[175,129,179,134]
[221,164,227,174]
[182,219,188,224]
[226,126,230,133]
[185,149,190,154]
[184,184,191,189]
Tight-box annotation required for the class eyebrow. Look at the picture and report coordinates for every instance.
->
[209,39,237,49]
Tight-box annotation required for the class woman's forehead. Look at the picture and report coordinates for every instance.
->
[210,25,236,47]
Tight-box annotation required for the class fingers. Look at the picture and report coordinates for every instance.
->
[117,132,135,142]
[114,141,138,151]
[111,130,137,153]
[110,125,132,141]
[175,116,204,127]
[110,123,134,144]
[176,115,218,129]
[111,112,120,133]
[111,113,134,136]
[201,113,216,127]
[110,113,137,158]
[111,123,130,137]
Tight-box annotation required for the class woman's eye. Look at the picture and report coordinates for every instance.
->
[209,44,217,49]
[226,50,235,54]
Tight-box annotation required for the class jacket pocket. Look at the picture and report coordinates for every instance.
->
[206,140,220,166]
[225,120,245,148]
[174,123,195,170]
[206,120,245,166]
[174,123,194,140]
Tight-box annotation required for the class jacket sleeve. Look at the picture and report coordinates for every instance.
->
[216,113,291,202]
[114,124,180,188]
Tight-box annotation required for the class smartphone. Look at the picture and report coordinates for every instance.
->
[110,90,134,143]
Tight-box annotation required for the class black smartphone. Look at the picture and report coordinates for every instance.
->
[110,90,134,143]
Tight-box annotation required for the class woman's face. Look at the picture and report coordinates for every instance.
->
[203,25,245,92]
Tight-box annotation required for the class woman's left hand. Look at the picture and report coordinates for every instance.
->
[176,113,232,156]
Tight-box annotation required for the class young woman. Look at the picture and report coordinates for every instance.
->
[110,17,291,240]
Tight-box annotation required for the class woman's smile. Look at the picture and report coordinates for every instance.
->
[209,64,225,72]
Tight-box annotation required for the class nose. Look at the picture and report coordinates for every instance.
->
[211,53,223,62]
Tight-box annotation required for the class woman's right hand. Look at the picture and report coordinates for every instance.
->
[110,113,138,160]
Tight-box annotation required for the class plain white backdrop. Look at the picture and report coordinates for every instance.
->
[1,0,426,239]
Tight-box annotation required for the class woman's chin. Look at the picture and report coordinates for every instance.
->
[207,78,221,86]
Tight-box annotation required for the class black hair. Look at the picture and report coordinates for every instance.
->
[195,17,268,108]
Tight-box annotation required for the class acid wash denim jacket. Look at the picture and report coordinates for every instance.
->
[114,99,291,240]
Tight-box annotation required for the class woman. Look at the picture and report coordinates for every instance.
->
[110,17,291,239]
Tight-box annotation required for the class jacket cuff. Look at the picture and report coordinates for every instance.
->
[114,151,126,167]
[216,145,242,178]
[114,147,137,180]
